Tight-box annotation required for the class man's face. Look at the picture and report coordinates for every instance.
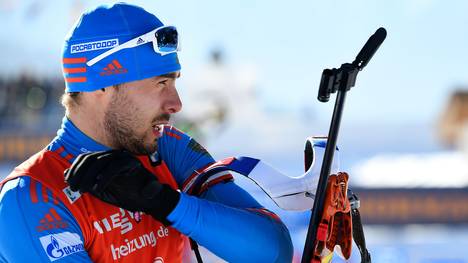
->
[103,72,182,155]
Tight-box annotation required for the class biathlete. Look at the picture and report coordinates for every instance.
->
[0,3,293,262]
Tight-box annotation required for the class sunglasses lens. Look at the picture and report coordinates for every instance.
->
[155,26,178,53]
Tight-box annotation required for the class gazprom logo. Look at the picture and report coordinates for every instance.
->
[39,232,85,261]
[71,39,119,54]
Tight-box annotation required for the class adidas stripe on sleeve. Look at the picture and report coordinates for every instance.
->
[0,177,92,262]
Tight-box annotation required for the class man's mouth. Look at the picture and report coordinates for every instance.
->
[152,114,170,138]
[152,123,165,138]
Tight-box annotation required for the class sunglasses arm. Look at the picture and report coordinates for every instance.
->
[86,37,146,66]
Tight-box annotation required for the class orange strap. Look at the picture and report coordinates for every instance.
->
[313,172,353,261]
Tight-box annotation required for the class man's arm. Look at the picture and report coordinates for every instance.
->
[158,126,293,262]
[0,177,92,262]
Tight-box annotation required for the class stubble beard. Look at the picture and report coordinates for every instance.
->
[103,91,158,155]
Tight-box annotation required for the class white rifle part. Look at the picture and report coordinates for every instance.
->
[245,137,340,211]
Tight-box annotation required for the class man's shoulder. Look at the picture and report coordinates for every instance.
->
[0,174,46,201]
[0,151,44,187]
[0,176,87,262]
[5,149,65,181]
[0,176,22,199]
[0,176,36,214]
[16,149,58,170]
[162,125,188,141]
[160,125,209,153]
[1,149,69,201]
[0,175,71,228]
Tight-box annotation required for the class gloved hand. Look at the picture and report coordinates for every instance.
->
[64,150,180,225]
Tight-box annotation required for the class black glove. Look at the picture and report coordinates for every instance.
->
[64,150,180,225]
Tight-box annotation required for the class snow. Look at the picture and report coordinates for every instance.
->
[351,151,468,188]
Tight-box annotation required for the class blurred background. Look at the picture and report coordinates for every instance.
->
[1,0,468,262]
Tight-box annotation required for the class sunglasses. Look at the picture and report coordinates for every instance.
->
[86,25,180,66]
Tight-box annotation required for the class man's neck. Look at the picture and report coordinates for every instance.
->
[48,116,111,163]
[66,110,113,149]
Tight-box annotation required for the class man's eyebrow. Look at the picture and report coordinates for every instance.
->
[158,72,180,79]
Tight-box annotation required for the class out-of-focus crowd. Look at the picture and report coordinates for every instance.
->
[0,74,64,133]
[0,75,64,161]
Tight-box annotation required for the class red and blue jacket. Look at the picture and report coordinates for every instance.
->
[0,117,293,262]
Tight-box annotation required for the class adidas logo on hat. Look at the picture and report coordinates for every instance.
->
[100,59,128,76]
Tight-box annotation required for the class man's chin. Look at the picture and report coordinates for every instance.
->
[143,140,159,155]
[123,142,158,156]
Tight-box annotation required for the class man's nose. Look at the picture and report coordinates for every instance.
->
[163,86,182,114]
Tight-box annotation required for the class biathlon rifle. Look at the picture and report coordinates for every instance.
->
[301,27,387,263]
[187,27,386,263]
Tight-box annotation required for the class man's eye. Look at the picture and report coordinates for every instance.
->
[158,80,168,85]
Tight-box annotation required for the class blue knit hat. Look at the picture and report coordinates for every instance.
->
[62,3,181,92]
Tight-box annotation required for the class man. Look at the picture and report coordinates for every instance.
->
[0,3,293,263]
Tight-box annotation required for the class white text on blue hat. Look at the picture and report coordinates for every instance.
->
[71,39,119,54]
